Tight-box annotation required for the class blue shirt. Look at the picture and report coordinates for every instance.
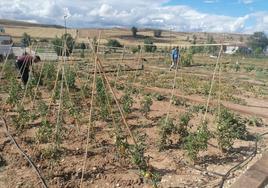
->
[171,49,179,59]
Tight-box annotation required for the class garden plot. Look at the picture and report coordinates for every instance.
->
[0,46,268,188]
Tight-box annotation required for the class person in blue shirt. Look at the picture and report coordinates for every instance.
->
[170,46,180,71]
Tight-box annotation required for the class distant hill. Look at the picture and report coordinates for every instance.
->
[0,19,64,29]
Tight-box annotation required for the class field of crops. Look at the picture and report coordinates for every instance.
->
[0,42,268,188]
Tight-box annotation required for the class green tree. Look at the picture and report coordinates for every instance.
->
[247,32,268,52]
[153,30,162,37]
[144,38,157,52]
[52,33,74,56]
[21,33,32,47]
[80,42,86,58]
[206,35,218,54]
[131,26,138,37]
[107,39,122,48]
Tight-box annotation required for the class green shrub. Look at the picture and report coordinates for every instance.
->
[107,39,122,47]
[153,30,162,38]
[144,38,157,53]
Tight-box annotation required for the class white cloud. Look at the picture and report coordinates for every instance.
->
[0,0,267,33]
[240,0,254,4]
[203,0,218,4]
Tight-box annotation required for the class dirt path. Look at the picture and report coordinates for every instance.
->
[135,84,268,119]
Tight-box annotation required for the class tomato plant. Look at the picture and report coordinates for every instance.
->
[184,122,210,162]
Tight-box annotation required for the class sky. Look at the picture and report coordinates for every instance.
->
[0,0,267,34]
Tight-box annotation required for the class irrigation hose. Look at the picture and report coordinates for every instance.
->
[219,131,268,188]
[1,117,48,188]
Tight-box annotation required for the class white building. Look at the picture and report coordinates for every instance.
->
[225,46,239,55]
[225,44,251,55]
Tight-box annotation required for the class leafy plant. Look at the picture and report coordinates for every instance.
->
[129,133,161,187]
[216,108,248,152]
[121,92,134,114]
[177,112,191,140]
[158,117,177,151]
[184,123,210,162]
[96,77,110,120]
[65,66,76,89]
[36,120,53,143]
[244,65,255,72]
[247,116,264,127]
[6,78,22,106]
[140,95,153,116]
[37,100,49,117]
[41,145,62,160]
[154,93,165,101]
[12,105,30,131]
[42,63,57,89]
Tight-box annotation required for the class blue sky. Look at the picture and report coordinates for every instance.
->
[165,0,267,17]
[0,0,267,33]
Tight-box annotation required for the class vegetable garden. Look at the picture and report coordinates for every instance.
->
[0,35,268,188]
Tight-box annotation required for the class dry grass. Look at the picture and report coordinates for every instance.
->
[4,24,249,46]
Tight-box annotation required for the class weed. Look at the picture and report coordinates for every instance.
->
[244,65,255,72]
[247,116,264,127]
[171,96,186,106]
[41,145,62,160]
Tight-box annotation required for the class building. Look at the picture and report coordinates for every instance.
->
[225,44,251,55]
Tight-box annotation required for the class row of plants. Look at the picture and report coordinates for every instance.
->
[157,107,248,162]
